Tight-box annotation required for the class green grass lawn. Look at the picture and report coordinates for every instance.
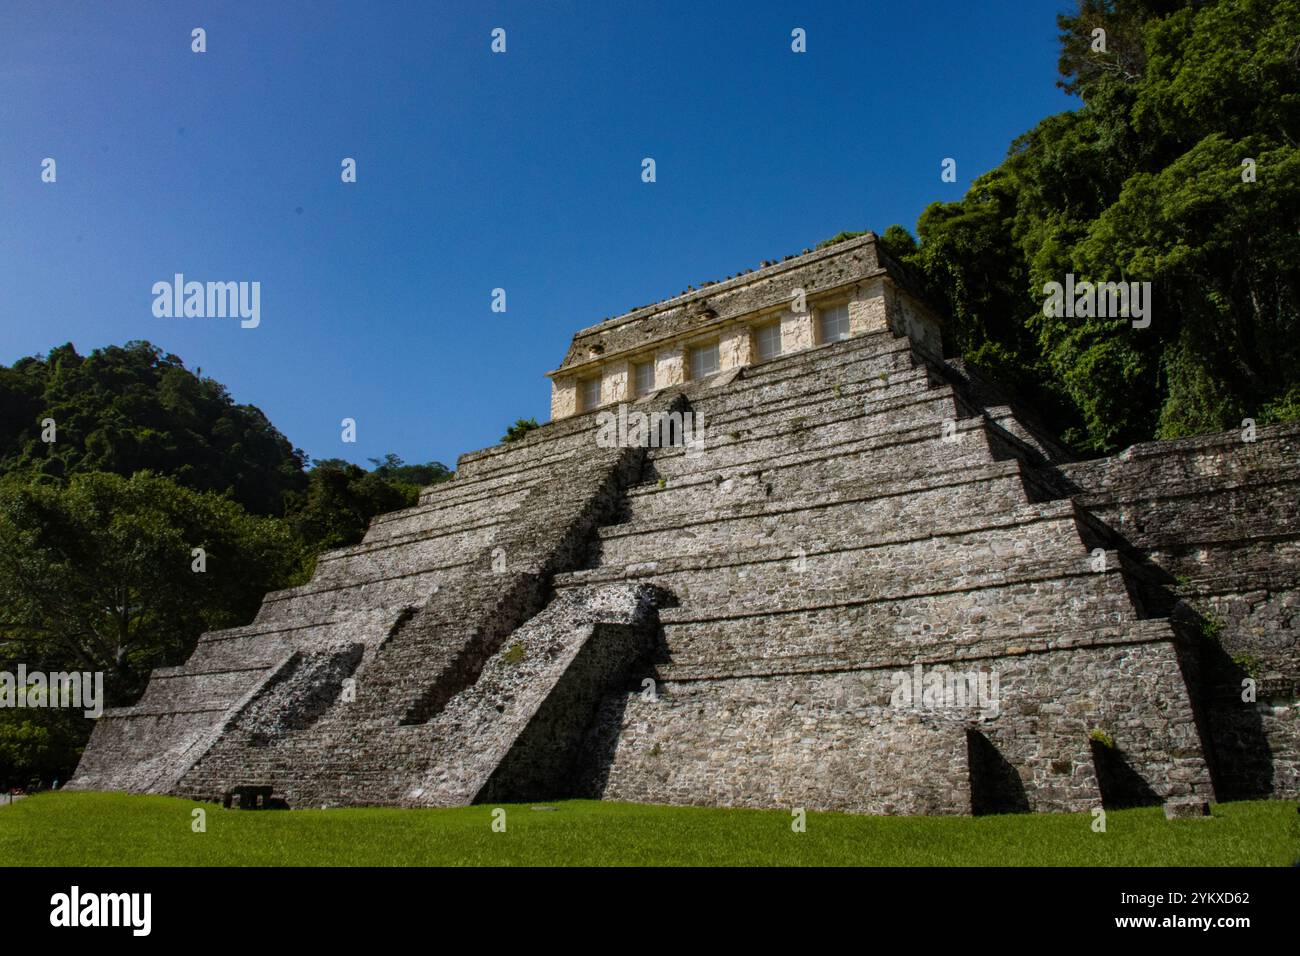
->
[1,792,1296,866]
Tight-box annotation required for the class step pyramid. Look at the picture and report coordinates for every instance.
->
[71,234,1298,813]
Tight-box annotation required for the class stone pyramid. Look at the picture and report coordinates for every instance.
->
[71,234,1298,813]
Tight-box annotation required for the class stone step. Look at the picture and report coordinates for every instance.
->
[650,389,972,482]
[187,638,301,671]
[623,417,1006,506]
[260,559,470,607]
[448,393,689,485]
[129,663,274,711]
[196,618,334,646]
[564,506,1109,599]
[448,438,585,482]
[652,618,1179,682]
[709,328,918,395]
[98,703,232,719]
[608,458,1031,548]
[691,338,923,421]
[366,488,530,542]
[650,553,1144,667]
[1065,469,1300,549]
[1164,565,1300,607]
[598,494,1086,574]
[1057,422,1300,492]
[311,519,510,586]
[415,448,576,507]
[653,544,1134,620]
[596,496,1090,573]
[450,413,619,481]
[688,366,938,439]
[252,567,448,627]
[646,412,999,492]
[697,369,935,437]
[151,660,280,679]
[693,380,969,451]
[1132,539,1300,595]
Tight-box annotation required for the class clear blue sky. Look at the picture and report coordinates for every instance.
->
[0,1,1075,471]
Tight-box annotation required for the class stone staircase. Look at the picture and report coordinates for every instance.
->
[72,401,665,803]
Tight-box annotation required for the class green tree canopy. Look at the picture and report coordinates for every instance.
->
[0,341,308,515]
[502,418,541,443]
[0,471,305,785]
[880,0,1300,453]
[0,351,455,785]
[367,453,453,487]
[284,456,448,560]
[0,471,304,704]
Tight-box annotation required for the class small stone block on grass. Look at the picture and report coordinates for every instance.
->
[1163,798,1211,820]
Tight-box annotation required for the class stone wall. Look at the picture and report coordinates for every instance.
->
[576,629,1207,814]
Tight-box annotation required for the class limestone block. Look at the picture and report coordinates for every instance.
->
[719,325,752,371]
[602,360,629,405]
[780,310,813,354]
[849,277,888,336]
[655,345,684,388]
[1163,797,1212,819]
[551,379,577,420]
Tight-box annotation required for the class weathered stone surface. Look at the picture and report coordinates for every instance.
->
[71,236,1297,814]
[1163,797,1212,820]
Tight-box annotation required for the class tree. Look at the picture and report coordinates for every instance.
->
[876,0,1300,453]
[0,472,303,784]
[0,472,303,704]
[285,458,433,559]
[367,453,453,487]
[502,418,541,443]
[0,706,85,789]
[0,341,307,515]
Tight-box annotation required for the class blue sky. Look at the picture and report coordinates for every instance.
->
[0,1,1075,470]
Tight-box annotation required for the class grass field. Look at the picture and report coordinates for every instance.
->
[0,792,1296,866]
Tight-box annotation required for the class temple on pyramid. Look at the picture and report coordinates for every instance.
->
[71,234,1299,814]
